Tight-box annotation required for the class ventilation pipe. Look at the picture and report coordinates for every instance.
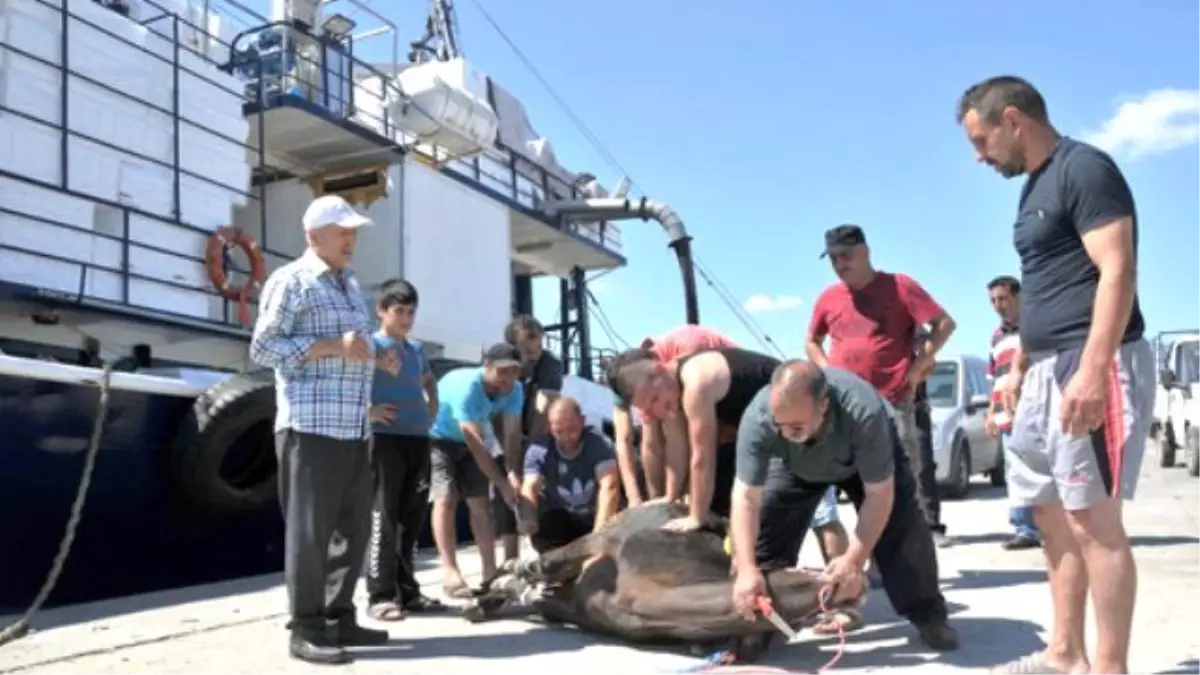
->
[542,196,699,326]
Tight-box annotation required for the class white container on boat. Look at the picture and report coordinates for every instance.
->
[389,57,498,157]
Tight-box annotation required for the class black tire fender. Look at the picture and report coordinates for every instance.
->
[167,369,278,515]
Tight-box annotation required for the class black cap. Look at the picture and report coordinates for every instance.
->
[820,224,867,259]
[482,342,522,367]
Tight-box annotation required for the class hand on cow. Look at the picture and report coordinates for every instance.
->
[824,554,866,599]
[662,515,704,533]
[732,566,766,622]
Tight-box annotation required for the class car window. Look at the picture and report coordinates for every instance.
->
[927,361,958,407]
[966,363,984,400]
[1177,341,1199,386]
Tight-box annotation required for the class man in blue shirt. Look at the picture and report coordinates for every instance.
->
[363,279,443,622]
[518,397,620,552]
[429,343,524,596]
[249,195,387,664]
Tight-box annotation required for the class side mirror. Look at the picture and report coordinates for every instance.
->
[1160,367,1177,389]
[968,394,991,412]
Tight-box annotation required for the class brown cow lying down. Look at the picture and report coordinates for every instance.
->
[462,501,866,663]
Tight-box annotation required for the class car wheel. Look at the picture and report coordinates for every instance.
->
[990,443,1006,487]
[1160,424,1178,468]
[945,439,971,500]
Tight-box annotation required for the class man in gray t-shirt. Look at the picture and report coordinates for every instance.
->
[728,360,958,652]
[518,397,620,553]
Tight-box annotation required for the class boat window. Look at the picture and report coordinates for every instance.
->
[926,361,959,407]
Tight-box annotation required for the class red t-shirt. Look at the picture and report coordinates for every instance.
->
[807,272,944,405]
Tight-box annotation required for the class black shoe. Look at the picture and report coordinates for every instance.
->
[336,622,390,646]
[290,631,351,665]
[403,593,448,613]
[1001,534,1041,551]
[916,619,960,651]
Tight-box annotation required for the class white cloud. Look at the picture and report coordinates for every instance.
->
[1081,88,1200,160]
[743,294,803,314]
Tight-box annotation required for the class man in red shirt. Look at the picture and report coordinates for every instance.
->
[805,225,957,545]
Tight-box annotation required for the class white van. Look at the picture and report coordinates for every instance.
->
[1154,332,1199,477]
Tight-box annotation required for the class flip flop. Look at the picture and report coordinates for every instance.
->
[442,582,474,600]
[989,653,1069,674]
[404,594,447,613]
[367,601,406,622]
[811,608,865,635]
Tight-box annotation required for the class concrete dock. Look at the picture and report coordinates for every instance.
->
[2,442,1197,674]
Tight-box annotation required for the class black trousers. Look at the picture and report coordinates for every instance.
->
[914,400,943,532]
[754,431,947,626]
[365,433,432,605]
[531,507,594,554]
[275,429,373,632]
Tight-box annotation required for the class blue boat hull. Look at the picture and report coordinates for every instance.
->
[0,371,479,614]
[0,373,284,613]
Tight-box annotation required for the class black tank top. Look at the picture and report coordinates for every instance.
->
[676,348,782,427]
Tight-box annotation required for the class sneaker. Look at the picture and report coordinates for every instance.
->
[916,619,960,651]
[1001,534,1041,551]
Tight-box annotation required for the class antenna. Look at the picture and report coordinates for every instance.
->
[408,0,462,63]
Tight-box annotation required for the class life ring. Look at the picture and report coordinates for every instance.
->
[205,226,266,327]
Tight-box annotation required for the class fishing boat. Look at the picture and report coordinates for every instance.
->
[0,0,698,615]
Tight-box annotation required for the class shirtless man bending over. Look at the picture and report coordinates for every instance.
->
[605,346,780,531]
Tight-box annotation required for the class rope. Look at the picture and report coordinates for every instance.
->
[667,583,847,675]
[0,364,114,647]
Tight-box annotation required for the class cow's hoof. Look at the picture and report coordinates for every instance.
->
[461,602,489,623]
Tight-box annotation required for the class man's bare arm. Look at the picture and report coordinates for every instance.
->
[846,476,894,566]
[519,474,542,528]
[502,414,524,480]
[681,379,720,522]
[1079,217,1137,373]
[661,415,689,502]
[593,465,621,532]
[919,312,956,359]
[805,330,830,368]
[730,479,764,572]
[611,406,644,505]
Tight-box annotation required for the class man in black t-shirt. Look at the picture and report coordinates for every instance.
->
[493,315,565,562]
[957,75,1154,675]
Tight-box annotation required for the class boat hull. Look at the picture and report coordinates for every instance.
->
[0,371,284,614]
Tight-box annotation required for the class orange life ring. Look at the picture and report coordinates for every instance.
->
[205,226,266,327]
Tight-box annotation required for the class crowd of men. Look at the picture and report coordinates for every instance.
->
[250,74,1153,675]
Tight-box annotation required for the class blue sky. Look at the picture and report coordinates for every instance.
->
[330,0,1199,359]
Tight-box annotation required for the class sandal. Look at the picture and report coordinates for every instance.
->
[404,594,447,613]
[989,653,1069,674]
[442,582,474,600]
[811,608,866,635]
[366,601,406,622]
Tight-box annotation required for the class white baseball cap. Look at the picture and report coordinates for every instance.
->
[302,195,373,231]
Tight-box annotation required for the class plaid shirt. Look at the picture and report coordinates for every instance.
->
[250,250,375,440]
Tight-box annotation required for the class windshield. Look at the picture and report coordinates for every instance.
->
[1178,341,1199,386]
[926,361,958,408]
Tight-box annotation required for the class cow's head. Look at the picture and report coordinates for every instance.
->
[461,558,539,623]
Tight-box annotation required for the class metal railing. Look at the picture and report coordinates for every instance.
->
[0,0,622,338]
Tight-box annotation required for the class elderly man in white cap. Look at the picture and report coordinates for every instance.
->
[250,194,387,665]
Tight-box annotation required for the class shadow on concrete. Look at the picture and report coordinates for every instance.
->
[944,531,1028,546]
[1130,535,1200,548]
[940,568,1048,592]
[1156,658,1200,674]
[3,573,286,634]
[767,615,1047,671]
[355,626,591,661]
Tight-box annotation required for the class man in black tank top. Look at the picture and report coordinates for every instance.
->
[606,346,780,531]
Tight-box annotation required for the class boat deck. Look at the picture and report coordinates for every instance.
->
[3,443,1197,675]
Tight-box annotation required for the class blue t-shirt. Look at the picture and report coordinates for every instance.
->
[429,366,525,443]
[524,429,616,515]
[370,333,432,437]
